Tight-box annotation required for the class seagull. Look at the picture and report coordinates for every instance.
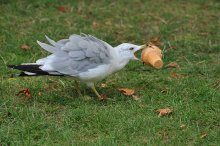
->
[8,34,146,100]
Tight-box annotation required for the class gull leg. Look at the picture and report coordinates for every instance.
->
[74,80,82,97]
[91,85,103,100]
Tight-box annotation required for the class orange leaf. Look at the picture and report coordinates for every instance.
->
[17,88,31,98]
[57,6,66,12]
[156,108,173,117]
[118,88,135,96]
[20,44,31,50]
[166,62,179,68]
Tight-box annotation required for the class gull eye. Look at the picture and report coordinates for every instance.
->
[129,47,134,51]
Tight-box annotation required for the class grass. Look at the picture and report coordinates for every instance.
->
[0,0,220,145]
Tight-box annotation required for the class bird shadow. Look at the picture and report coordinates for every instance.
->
[33,85,131,107]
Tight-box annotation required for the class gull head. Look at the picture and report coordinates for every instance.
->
[115,43,146,61]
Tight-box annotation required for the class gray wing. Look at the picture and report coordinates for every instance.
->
[36,34,112,76]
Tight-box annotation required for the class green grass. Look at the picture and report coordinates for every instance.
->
[0,0,220,145]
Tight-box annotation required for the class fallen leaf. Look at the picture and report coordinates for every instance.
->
[156,108,173,117]
[170,72,183,78]
[166,62,179,68]
[118,88,135,96]
[132,95,140,101]
[200,133,208,139]
[92,21,99,28]
[17,88,31,99]
[148,37,161,47]
[100,94,108,100]
[57,6,66,12]
[20,44,31,50]
[170,72,178,78]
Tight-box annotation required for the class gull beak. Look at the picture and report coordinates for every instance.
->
[139,44,146,50]
[133,44,146,60]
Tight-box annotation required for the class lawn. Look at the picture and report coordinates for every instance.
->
[0,0,219,145]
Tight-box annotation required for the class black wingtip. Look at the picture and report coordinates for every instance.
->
[7,64,64,77]
[7,64,46,75]
[7,65,16,68]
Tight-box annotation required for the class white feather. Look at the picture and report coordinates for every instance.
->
[37,40,59,53]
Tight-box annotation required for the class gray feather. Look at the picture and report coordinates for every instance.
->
[85,48,97,58]
[57,39,69,45]
[37,34,112,76]
[45,35,62,48]
[61,41,82,51]
[37,41,59,53]
[68,51,86,60]
[78,40,89,48]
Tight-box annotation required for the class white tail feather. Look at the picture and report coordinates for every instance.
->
[45,35,62,48]
[37,40,59,53]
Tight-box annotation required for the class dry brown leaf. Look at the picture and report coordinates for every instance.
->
[92,21,99,28]
[200,133,208,139]
[118,88,135,96]
[132,95,140,101]
[148,37,161,47]
[156,108,173,117]
[170,72,178,78]
[170,72,183,78]
[20,44,31,50]
[17,88,31,99]
[166,62,179,68]
[100,94,108,101]
[57,6,66,12]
